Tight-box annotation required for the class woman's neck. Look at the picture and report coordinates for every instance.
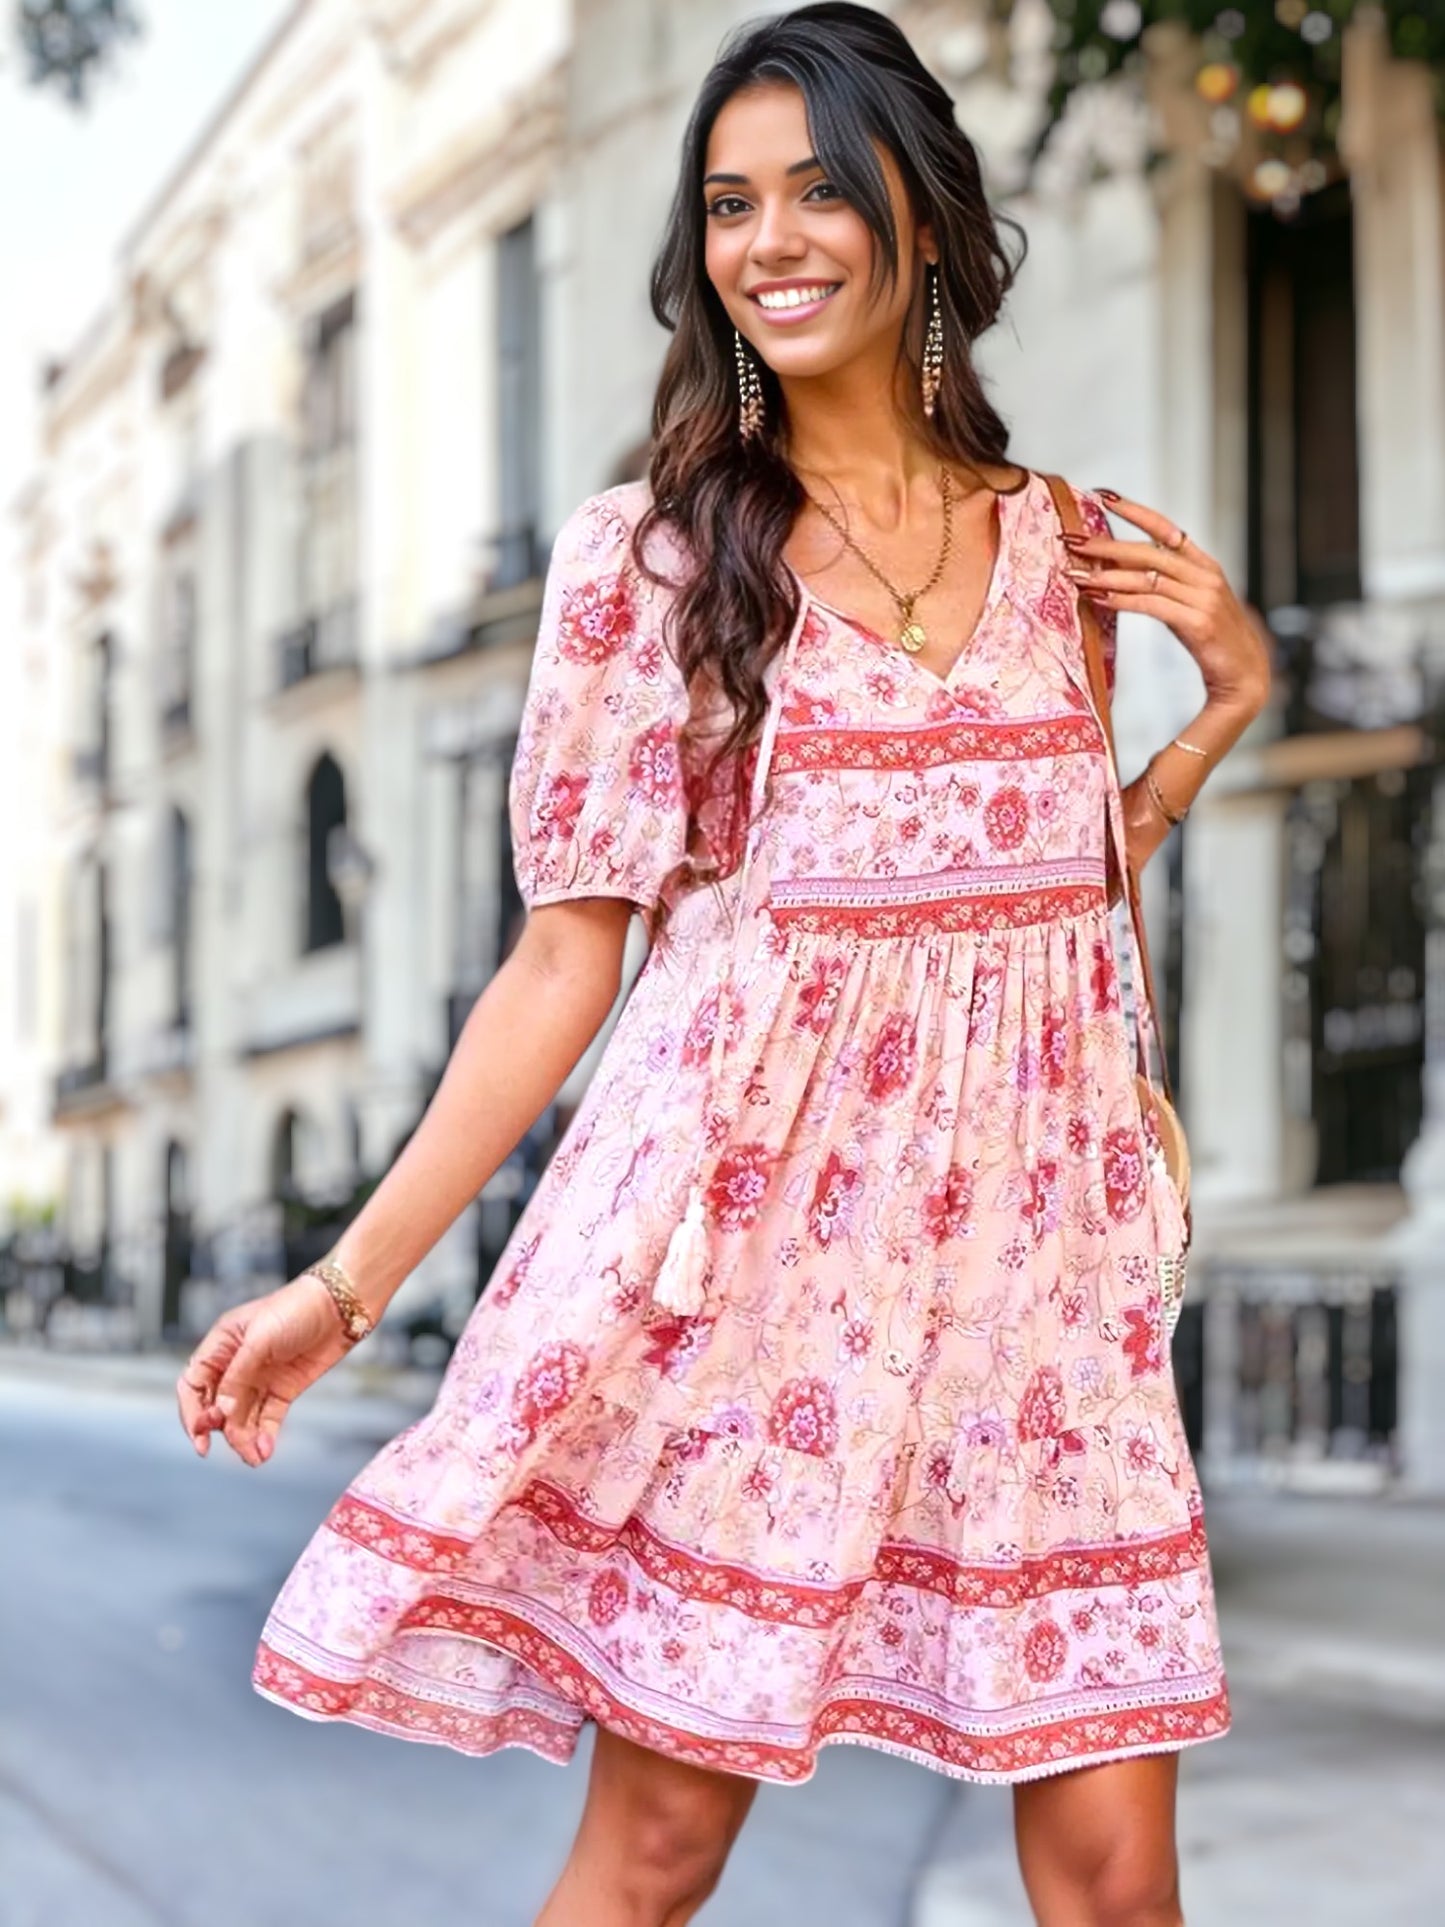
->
[777,350,939,527]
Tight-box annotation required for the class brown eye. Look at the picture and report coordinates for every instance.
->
[706,195,750,218]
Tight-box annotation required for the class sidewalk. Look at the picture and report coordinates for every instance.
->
[913,1488,1445,1926]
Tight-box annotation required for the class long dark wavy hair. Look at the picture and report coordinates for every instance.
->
[636,1,1026,787]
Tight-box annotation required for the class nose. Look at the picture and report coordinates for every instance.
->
[748,194,807,268]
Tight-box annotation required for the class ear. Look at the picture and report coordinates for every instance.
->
[915,219,939,269]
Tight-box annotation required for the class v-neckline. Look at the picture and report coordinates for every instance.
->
[786,470,1029,695]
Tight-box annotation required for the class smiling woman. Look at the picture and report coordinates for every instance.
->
[181,8,1268,1926]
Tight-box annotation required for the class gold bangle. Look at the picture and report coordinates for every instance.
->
[306,1252,376,1346]
[1143,763,1188,827]
[1171,736,1209,759]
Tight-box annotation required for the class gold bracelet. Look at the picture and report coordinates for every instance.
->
[1143,763,1188,827]
[306,1252,376,1346]
[1171,736,1209,759]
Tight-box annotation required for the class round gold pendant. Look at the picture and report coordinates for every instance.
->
[899,620,927,654]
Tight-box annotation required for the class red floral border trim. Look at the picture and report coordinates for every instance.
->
[766,882,1107,939]
[254,1615,1231,1787]
[773,714,1105,773]
[326,1487,1210,1630]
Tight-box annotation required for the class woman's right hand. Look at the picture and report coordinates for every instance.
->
[176,1274,354,1468]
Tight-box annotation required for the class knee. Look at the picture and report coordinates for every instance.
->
[1084,1849,1182,1927]
[621,1780,736,1913]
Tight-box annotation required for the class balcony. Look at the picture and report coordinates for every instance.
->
[53,1053,127,1119]
[243,943,361,1058]
[276,596,359,691]
[113,1017,194,1085]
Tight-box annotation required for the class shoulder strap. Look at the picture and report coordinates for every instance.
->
[1039,472,1116,762]
[1038,471,1175,1107]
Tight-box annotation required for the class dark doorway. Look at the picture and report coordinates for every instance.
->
[304,752,347,952]
[1246,180,1361,616]
[1305,771,1427,1183]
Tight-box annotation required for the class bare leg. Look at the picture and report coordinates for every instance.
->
[535,1724,760,1927]
[1012,1753,1183,1927]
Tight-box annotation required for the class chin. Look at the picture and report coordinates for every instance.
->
[753,337,854,380]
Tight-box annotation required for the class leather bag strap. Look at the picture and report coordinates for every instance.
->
[1038,470,1175,1106]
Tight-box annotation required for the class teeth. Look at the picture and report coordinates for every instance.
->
[755,285,836,310]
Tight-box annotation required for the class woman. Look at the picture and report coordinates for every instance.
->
[178,7,1267,1922]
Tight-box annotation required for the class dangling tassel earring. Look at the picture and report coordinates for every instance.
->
[734,328,765,442]
[921,263,944,420]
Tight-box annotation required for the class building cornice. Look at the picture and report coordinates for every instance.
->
[387,64,564,245]
[367,0,499,83]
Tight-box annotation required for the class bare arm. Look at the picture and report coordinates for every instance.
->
[335,897,634,1320]
[1065,490,1271,874]
[176,897,636,1465]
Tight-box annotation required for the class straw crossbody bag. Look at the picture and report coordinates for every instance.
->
[1041,473,1193,1337]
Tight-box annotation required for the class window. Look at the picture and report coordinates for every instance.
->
[1247,182,1362,614]
[159,565,196,732]
[272,1107,303,1200]
[494,216,541,589]
[170,806,193,1027]
[286,292,359,682]
[162,1140,192,1332]
[448,739,525,1047]
[64,857,109,1071]
[75,630,114,784]
[304,752,347,953]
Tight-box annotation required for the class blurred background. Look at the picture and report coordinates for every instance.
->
[1,2,1442,1923]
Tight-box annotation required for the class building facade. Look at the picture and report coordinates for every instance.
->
[3,0,582,1346]
[5,0,1444,1488]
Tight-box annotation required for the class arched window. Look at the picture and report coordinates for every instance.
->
[304,752,346,952]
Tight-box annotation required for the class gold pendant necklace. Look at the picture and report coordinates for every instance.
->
[805,466,954,654]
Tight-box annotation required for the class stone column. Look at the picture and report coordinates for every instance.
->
[1341,11,1445,600]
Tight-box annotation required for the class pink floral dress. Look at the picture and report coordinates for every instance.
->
[254,473,1231,1786]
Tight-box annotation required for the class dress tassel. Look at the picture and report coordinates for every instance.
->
[653,1186,710,1315]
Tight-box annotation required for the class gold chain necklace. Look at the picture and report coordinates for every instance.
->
[804,466,954,655]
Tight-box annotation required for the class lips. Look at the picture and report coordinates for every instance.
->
[746,281,841,323]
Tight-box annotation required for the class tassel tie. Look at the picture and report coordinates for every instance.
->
[652,1179,711,1317]
[646,592,808,1321]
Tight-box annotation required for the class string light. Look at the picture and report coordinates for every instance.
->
[1196,62,1240,104]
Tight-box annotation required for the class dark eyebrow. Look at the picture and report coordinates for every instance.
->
[702,155,825,187]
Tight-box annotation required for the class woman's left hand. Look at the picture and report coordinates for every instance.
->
[1064,490,1270,719]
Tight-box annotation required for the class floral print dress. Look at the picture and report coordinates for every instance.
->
[254,472,1231,1786]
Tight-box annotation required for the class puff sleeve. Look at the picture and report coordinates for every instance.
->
[508,489,693,913]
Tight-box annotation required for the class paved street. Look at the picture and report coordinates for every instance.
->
[7,1352,1444,1927]
[1,1363,951,1927]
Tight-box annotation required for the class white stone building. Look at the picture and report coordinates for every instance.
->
[6,0,1445,1488]
[4,0,578,1344]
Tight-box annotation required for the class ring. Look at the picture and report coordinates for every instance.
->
[1147,567,1160,592]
